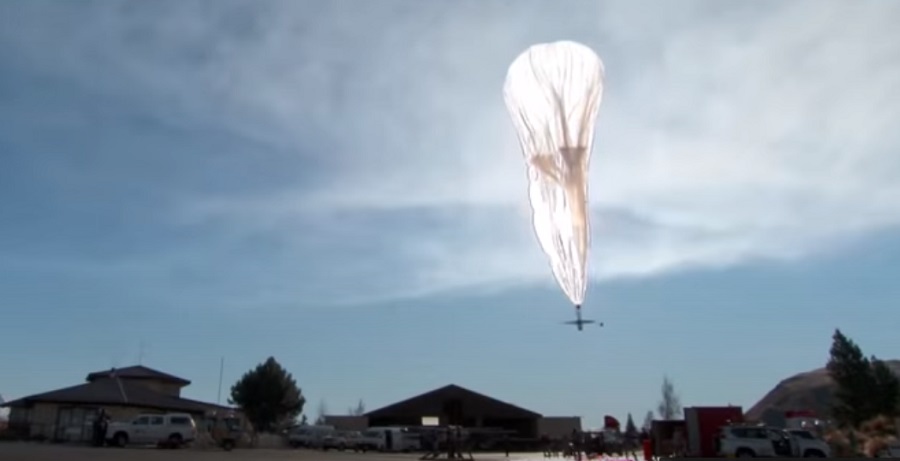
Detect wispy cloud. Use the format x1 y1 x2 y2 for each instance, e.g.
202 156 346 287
3 0 899 306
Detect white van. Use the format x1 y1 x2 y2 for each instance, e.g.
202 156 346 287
106 413 197 447
288 425 335 448
362 427 422 452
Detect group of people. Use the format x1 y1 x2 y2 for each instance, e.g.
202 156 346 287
542 429 652 460
90 408 110 447
419 426 472 460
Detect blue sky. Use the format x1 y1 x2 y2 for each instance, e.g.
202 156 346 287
1 0 899 428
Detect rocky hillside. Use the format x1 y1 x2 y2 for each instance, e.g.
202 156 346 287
746 360 900 426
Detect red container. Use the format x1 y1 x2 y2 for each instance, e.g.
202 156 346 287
684 406 744 457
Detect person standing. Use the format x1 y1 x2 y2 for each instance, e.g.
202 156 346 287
570 429 582 461
91 408 108 447
98 408 110 446
91 411 102 447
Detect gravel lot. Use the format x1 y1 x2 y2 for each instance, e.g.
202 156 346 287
0 443 546 461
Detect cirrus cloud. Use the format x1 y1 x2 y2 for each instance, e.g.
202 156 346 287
2 0 898 306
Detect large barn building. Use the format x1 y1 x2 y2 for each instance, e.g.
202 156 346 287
325 384 581 439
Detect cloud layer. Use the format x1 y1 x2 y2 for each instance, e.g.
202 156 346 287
3 0 899 306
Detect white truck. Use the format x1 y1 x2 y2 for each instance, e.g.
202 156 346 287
876 441 900 458
786 429 831 458
717 425 829 457
106 413 197 448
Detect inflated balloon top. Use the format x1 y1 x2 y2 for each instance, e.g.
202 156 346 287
503 40 605 309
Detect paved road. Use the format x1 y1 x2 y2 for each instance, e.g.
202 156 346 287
0 443 547 461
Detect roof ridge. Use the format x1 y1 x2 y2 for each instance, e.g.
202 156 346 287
365 383 542 418
85 365 190 385
2 379 211 413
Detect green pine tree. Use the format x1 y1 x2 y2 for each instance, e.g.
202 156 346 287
229 357 305 432
870 357 900 418
827 329 875 427
642 411 654 431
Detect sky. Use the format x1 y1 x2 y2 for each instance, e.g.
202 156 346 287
1 0 899 428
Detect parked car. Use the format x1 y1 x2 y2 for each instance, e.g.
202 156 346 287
207 414 247 451
322 431 348 450
342 431 363 451
106 413 197 448
322 430 364 451
287 425 334 448
358 428 386 451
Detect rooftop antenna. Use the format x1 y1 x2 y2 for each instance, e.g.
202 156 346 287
137 340 145 365
109 348 123 370
216 357 225 406
111 367 129 404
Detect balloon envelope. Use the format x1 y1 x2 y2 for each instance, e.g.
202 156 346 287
502 40 605 306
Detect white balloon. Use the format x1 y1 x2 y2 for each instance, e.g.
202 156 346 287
503 40 605 306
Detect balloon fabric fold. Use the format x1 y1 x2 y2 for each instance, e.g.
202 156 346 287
503 40 605 307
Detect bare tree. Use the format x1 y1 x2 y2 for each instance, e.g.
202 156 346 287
656 375 682 420
347 399 366 416
642 410 654 431
315 399 329 425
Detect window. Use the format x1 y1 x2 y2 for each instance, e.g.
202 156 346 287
224 418 241 431
732 427 767 439
169 416 192 426
133 416 150 426
790 430 814 440
150 416 165 425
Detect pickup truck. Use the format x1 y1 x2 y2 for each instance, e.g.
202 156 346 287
718 425 829 457
877 442 900 458
785 429 830 458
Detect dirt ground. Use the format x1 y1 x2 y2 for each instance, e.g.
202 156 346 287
0 443 550 461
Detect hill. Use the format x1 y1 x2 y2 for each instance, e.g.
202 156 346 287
746 360 900 426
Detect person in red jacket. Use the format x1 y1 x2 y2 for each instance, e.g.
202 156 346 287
641 430 653 461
